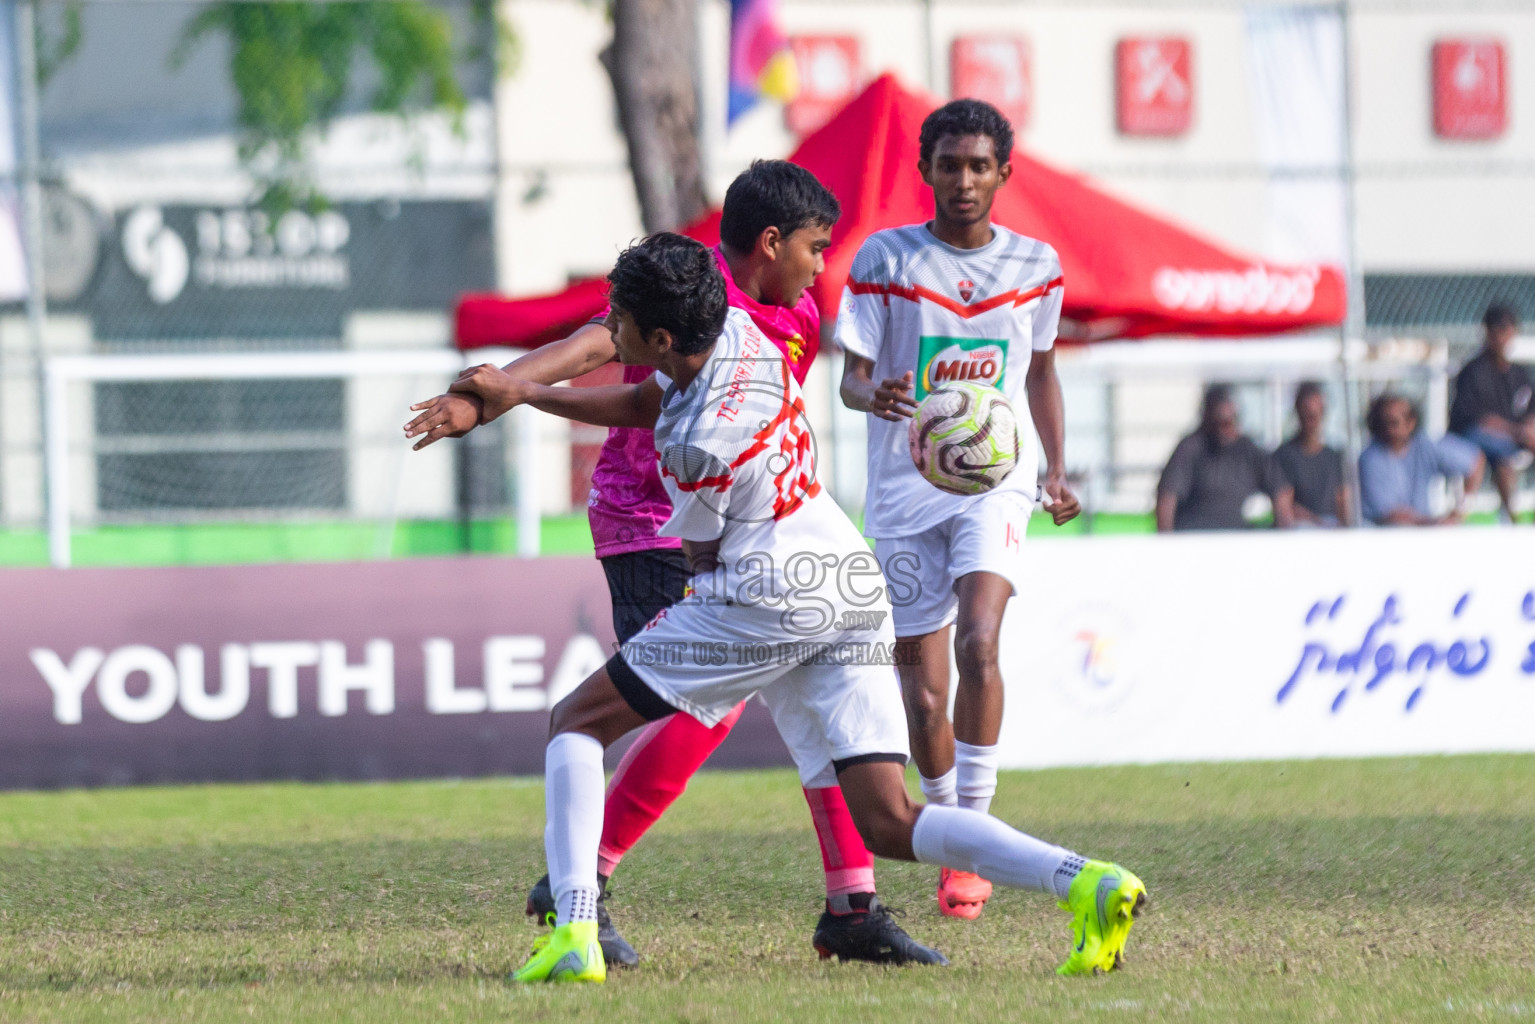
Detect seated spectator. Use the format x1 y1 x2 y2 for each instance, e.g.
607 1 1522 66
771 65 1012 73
1359 394 1485 526
1449 302 1534 523
1156 384 1294 532
1272 381 1349 527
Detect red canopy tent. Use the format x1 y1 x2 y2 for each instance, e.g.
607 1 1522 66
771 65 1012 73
456 73 1345 350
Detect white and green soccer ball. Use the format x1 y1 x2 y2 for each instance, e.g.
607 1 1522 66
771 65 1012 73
907 380 1020 495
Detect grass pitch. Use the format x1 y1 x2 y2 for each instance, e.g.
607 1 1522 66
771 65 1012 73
0 756 1532 1022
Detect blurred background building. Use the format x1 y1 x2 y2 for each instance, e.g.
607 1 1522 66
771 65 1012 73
1 0 1531 566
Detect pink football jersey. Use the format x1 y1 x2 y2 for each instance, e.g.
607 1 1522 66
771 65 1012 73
587 246 821 557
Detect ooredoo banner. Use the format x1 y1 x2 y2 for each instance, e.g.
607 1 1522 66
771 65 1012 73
1002 529 1535 767
0 556 787 788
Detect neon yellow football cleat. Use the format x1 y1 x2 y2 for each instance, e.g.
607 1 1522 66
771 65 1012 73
511 920 607 984
1056 860 1147 977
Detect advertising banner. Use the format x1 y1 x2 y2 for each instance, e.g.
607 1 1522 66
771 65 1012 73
6 530 1533 788
1001 529 1535 768
1432 39 1508 141
0 556 786 789
1116 37 1194 136
950 37 1032 131
60 200 496 340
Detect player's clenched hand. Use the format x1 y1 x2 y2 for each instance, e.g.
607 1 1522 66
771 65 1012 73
871 371 919 421
449 363 528 423
1040 471 1081 526
404 392 483 450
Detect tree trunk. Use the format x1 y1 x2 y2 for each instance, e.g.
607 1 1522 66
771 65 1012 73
601 0 707 234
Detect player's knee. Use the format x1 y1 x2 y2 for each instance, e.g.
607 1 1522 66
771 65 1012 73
851 798 920 859
548 689 609 741
547 692 582 736
904 683 947 727
953 626 1000 679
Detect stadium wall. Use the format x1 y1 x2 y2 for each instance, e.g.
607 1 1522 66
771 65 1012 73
0 555 787 788
1000 528 1535 768
4 528 1535 787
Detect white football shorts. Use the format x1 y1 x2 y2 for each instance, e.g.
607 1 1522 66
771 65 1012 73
609 589 911 789
874 488 1034 637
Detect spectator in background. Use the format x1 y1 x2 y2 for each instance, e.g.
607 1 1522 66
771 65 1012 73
1157 384 1294 531
1272 381 1349 527
1449 303 1534 523
1359 394 1484 526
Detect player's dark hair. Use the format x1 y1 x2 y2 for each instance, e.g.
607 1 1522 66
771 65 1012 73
1199 383 1236 436
1366 392 1418 443
1484 301 1520 332
718 160 841 253
607 233 728 357
1293 380 1325 413
919 99 1015 165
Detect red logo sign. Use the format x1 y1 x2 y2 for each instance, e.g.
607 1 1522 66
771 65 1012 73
956 279 976 302
1433 40 1507 140
786 36 861 136
950 37 1031 130
1116 38 1193 136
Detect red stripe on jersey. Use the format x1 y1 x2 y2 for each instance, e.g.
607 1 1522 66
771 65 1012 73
849 275 1063 319
660 359 820 518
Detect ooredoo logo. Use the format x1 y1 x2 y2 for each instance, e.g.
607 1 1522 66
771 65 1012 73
1151 264 1320 316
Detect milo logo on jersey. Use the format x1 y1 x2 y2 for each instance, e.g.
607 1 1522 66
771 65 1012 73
916 336 1009 399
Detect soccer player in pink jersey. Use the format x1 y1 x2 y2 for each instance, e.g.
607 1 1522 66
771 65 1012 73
405 161 944 967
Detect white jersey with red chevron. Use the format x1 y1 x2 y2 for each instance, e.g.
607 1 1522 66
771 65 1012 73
653 308 871 601
835 222 1064 539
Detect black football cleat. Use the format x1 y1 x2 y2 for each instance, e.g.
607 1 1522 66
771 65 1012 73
812 895 949 966
525 872 640 968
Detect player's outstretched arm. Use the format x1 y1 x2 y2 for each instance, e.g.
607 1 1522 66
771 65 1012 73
1025 347 1080 526
404 322 617 450
840 355 917 421
455 374 664 430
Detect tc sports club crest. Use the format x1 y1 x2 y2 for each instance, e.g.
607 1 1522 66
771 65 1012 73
915 335 1008 399
956 278 976 302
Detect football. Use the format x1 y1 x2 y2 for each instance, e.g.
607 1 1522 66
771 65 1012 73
907 380 1020 495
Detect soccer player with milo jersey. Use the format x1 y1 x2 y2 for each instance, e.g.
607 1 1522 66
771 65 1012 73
405 161 943 967
837 99 1082 920
490 233 1146 983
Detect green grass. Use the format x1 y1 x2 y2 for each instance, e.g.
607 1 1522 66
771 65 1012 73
1 756 1533 1021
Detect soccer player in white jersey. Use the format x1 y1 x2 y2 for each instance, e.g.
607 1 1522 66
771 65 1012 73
497 233 1145 983
837 99 1081 920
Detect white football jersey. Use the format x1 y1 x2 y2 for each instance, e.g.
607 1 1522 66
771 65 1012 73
654 308 875 619
835 223 1064 539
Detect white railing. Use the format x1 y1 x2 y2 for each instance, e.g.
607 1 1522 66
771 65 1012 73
42 348 527 568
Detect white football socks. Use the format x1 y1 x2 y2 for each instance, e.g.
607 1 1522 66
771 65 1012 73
919 767 958 806
556 887 600 926
954 740 999 816
545 731 605 926
911 804 1074 896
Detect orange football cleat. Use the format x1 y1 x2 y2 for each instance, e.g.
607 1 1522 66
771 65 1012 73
937 867 992 919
